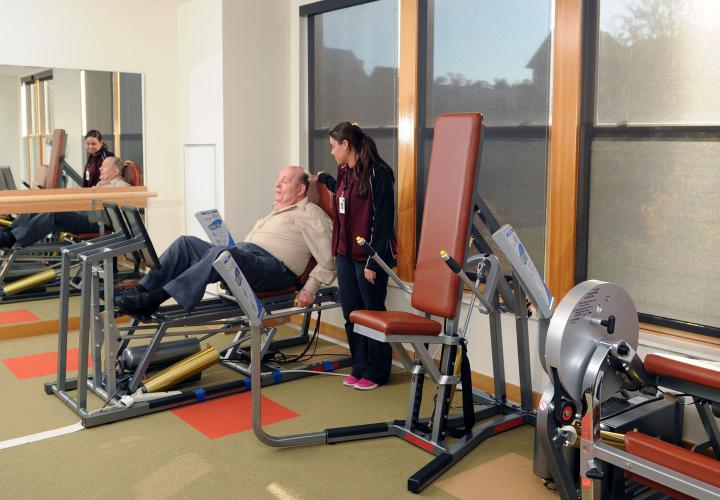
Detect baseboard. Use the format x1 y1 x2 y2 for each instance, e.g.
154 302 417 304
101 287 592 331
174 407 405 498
290 315 542 408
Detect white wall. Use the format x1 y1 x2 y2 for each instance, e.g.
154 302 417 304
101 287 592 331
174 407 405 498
222 0 293 239
0 0 181 252
177 0 224 237
0 75 21 183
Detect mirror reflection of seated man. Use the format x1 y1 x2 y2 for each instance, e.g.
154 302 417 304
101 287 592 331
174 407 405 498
115 166 335 321
0 157 131 249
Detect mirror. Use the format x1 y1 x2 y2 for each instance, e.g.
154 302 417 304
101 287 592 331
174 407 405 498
0 64 144 188
0 64 145 330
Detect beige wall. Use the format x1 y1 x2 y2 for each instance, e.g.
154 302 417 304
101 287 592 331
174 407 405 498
0 75 21 183
222 0 293 239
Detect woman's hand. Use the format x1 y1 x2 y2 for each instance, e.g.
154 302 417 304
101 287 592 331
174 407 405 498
364 268 376 284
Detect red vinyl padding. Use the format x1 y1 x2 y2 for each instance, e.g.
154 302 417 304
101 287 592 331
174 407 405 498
644 353 720 390
45 129 66 189
349 310 442 336
624 431 720 489
411 113 483 318
122 161 144 186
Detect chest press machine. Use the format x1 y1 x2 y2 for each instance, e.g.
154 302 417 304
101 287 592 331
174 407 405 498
45 195 350 428
216 113 556 493
537 280 720 499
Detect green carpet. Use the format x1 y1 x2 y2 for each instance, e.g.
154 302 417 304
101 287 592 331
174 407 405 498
0 326 553 499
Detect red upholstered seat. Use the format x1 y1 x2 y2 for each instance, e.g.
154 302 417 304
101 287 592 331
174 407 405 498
349 310 442 336
644 353 720 390
624 431 720 494
74 232 101 240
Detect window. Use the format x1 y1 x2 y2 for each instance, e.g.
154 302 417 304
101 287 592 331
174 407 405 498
577 0 720 336
20 70 53 185
418 0 553 273
303 0 399 176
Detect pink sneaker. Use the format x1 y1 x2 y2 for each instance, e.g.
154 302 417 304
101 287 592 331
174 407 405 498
343 375 360 387
353 378 379 390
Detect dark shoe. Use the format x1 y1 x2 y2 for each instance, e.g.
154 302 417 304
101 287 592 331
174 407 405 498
115 292 158 322
101 286 141 302
0 228 16 249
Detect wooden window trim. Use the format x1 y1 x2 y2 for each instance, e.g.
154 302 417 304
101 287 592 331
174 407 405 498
396 0 419 281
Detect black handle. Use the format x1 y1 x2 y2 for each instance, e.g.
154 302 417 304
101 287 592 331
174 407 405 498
443 255 462 274
600 315 615 334
586 468 604 480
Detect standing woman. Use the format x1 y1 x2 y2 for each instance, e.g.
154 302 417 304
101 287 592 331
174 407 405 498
318 122 397 391
82 130 114 187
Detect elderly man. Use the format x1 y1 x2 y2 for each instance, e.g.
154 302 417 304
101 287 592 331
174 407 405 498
116 166 335 320
0 157 131 248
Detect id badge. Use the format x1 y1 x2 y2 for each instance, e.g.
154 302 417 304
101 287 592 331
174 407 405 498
338 196 346 214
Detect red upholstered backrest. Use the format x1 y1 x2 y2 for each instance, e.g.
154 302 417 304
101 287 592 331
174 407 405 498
45 129 66 189
307 177 334 218
122 161 144 186
411 113 483 318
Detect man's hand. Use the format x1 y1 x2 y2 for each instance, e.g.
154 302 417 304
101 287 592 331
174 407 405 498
364 268 376 284
296 289 315 307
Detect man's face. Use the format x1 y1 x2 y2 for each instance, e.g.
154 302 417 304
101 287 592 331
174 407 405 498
99 158 118 183
274 168 304 208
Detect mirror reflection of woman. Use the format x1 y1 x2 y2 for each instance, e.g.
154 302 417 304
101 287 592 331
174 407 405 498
83 130 114 187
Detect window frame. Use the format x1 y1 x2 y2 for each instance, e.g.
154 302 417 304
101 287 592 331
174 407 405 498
574 0 720 338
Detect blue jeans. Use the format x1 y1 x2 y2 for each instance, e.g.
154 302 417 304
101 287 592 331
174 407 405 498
336 254 392 384
140 235 296 313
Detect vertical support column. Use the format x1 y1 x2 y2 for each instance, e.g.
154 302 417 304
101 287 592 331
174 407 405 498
91 266 103 387
546 0 583 299
103 257 118 397
488 294 506 402
580 371 604 499
396 0 419 281
512 275 533 411
77 260 93 411
56 250 72 390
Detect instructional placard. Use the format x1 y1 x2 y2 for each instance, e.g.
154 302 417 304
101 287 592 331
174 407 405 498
492 224 554 318
212 251 264 326
195 209 235 246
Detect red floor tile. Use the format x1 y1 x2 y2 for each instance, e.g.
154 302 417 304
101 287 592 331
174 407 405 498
171 391 299 439
0 309 40 325
2 348 92 379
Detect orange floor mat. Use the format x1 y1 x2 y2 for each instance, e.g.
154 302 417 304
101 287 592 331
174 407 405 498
0 309 40 325
2 348 92 379
171 391 299 439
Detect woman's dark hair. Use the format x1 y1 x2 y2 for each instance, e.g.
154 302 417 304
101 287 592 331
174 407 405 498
329 122 393 197
85 130 103 141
